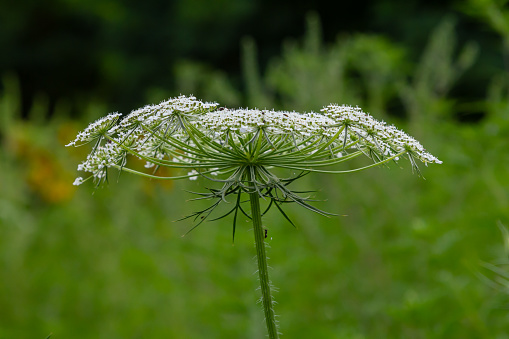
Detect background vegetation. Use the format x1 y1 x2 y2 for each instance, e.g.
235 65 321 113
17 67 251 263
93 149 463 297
1 0 509 338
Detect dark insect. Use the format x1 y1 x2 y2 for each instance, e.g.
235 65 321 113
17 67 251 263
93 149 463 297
218 107 226 111
264 229 268 239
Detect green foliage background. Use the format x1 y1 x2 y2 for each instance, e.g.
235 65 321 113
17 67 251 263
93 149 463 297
2 1 509 338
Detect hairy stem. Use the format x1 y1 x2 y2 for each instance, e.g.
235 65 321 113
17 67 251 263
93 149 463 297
249 192 279 339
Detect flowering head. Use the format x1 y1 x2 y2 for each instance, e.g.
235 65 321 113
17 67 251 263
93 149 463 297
67 95 441 234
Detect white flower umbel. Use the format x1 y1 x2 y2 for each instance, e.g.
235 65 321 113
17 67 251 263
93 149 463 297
66 112 122 147
321 104 442 167
67 95 442 339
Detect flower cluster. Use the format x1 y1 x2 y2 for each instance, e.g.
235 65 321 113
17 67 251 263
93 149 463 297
67 95 441 189
195 108 336 137
66 112 122 147
321 104 442 165
73 141 124 185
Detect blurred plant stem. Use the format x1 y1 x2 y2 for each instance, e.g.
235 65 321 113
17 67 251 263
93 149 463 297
249 191 278 339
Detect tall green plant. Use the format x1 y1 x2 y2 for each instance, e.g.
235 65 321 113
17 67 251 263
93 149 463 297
67 95 441 337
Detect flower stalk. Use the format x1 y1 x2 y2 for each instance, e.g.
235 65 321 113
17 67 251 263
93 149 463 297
249 189 279 339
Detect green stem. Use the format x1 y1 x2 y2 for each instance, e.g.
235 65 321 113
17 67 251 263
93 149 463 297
249 192 279 339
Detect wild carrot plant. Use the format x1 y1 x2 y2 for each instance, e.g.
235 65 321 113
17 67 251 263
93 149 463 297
67 95 441 338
